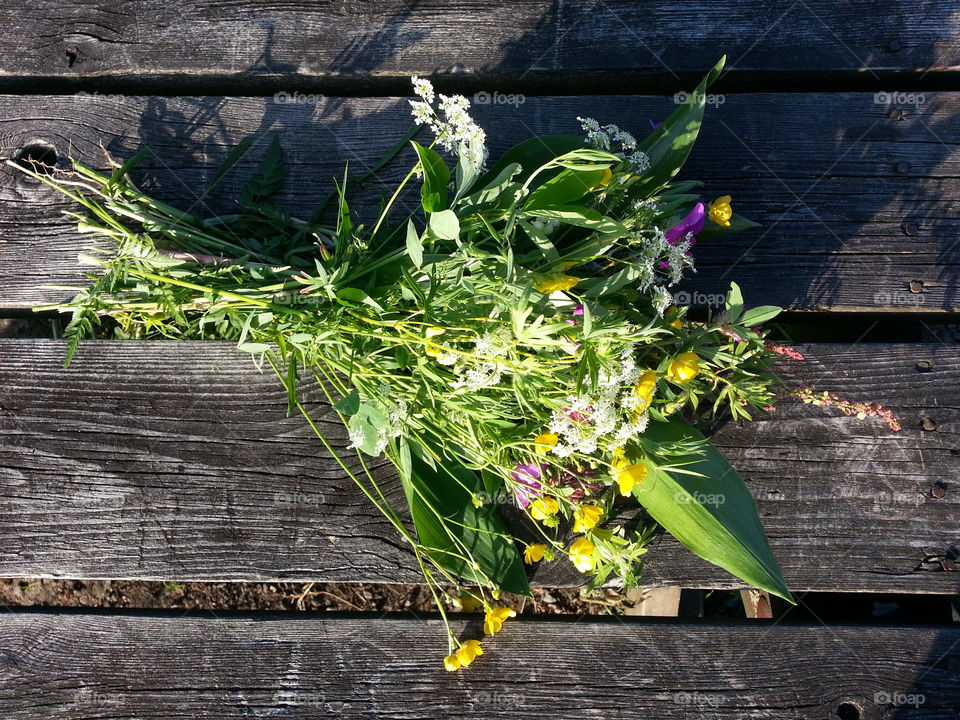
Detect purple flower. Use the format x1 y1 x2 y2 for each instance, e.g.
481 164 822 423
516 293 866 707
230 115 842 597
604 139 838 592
649 119 662 131
565 303 585 326
665 202 706 245
511 463 544 508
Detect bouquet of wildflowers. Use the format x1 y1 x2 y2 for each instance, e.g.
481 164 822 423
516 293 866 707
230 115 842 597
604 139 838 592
16 57 807 670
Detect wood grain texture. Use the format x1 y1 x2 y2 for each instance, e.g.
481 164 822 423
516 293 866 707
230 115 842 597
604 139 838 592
1 339 957 593
1 93 958 311
0 610 958 719
1 0 958 92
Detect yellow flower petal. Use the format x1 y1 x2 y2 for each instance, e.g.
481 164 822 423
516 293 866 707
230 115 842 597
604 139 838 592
617 463 648 496
666 352 700 383
573 504 603 533
534 433 559 454
524 543 548 565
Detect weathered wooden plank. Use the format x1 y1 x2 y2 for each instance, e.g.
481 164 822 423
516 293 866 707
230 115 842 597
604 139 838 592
1 0 958 93
0 610 957 719
1 93 958 311
0 340 957 593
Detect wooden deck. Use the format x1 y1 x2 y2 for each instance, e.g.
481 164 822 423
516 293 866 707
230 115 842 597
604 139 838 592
0 2 959 718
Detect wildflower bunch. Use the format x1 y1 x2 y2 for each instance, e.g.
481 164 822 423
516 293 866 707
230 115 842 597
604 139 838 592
13 56 895 671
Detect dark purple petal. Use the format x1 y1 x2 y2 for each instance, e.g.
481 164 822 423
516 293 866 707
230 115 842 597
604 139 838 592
665 202 706 245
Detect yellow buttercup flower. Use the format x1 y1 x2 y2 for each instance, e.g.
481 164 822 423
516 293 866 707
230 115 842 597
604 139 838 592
573 504 603 532
569 537 596 573
534 273 580 293
617 463 648 496
523 543 548 565
484 606 517 635
708 195 733 227
534 433 559 454
455 639 483 667
667 352 700 383
529 496 559 521
443 653 462 671
634 370 658 412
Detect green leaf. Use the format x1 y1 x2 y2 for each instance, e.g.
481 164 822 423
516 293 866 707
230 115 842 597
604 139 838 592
400 446 530 596
526 205 627 235
475 135 587 187
411 141 450 212
427 209 460 240
336 287 384 312
636 418 793 602
333 390 361 415
405 220 424 268
695 213 761 242
524 167 606 211
237 342 271 354
630 56 725 198
739 305 782 327
725 282 744 323
348 403 388 455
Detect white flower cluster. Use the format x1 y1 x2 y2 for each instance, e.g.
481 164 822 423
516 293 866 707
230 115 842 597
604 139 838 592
578 116 651 172
629 228 695 289
451 332 509 391
409 76 489 169
548 351 650 457
347 394 408 456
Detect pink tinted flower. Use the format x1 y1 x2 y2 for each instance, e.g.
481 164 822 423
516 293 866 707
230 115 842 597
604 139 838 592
511 463 544 508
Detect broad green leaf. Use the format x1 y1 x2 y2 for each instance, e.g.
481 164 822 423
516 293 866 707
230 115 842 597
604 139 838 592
400 446 530 595
630 56 726 198
348 403 388 455
525 167 607 211
236 342 271 354
636 418 793 602
333 390 361 415
739 305 782 327
411 141 450 212
725 282 744 323
405 219 424 268
428 209 460 240
695 212 761 242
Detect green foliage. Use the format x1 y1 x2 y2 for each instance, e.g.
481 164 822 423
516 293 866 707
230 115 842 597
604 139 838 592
15 58 793 626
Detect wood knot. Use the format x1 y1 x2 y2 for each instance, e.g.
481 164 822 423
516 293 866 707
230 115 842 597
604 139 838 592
921 417 936 431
